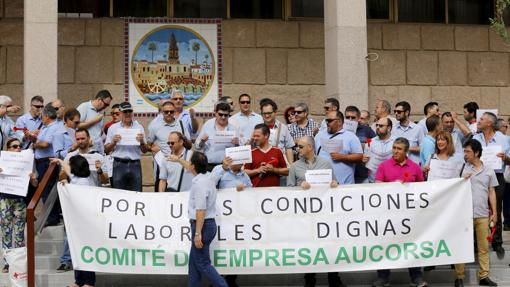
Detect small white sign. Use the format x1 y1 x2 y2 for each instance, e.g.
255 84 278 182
0 174 30 197
0 150 34 177
343 120 358 133
428 159 462 181
81 153 104 172
320 138 343 154
225 145 252 165
305 169 332 185
481 145 503 171
117 128 141 146
213 130 236 145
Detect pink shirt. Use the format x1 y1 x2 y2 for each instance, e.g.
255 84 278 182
375 157 424 183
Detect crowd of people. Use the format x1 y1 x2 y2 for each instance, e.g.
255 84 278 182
0 90 508 287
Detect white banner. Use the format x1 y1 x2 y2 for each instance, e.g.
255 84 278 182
59 179 474 275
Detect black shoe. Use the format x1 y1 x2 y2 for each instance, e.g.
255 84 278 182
56 263 73 273
454 279 464 287
479 277 498 286
423 266 435 271
493 245 505 260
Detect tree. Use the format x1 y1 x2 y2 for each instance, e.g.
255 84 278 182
148 42 157 63
204 54 209 65
192 42 201 64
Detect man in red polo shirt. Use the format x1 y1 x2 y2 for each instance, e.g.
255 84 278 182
373 137 427 287
245 123 288 187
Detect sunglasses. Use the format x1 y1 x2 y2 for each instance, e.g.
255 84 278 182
163 110 175 115
173 97 184 101
8 144 21 149
323 106 331 111
326 118 339 124
294 110 305 114
297 145 305 149
240 101 251 104
122 110 133 114
394 110 405 114
345 116 357 120
32 104 44 109
167 141 176 146
76 137 87 141
262 112 274 116
218 112 230 118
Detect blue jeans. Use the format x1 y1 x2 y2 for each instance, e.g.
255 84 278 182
377 267 422 281
60 234 71 265
111 159 142 192
189 219 228 287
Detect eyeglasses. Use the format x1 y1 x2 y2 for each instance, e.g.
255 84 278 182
76 137 87 141
122 110 133 114
376 124 388 128
32 104 44 109
173 97 184 101
240 101 251 105
294 110 305 114
167 141 176 146
324 106 331 111
163 110 175 115
297 145 305 149
218 112 230 118
326 118 339 124
8 144 21 149
101 99 110 107
394 110 405 114
54 106 64 110
345 116 357 120
5 105 12 108
262 112 274 116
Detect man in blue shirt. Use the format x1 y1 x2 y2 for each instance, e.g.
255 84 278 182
0 95 20 150
105 102 150 192
33 104 62 226
15 95 44 149
314 110 363 185
420 115 442 166
53 108 81 160
473 111 510 259
230 93 263 145
392 101 423 164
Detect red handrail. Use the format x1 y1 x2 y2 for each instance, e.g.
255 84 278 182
26 162 57 287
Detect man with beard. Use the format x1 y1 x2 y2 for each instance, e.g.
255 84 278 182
391 101 423 165
363 117 394 183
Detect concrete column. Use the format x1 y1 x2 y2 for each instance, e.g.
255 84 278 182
24 0 58 110
324 0 368 109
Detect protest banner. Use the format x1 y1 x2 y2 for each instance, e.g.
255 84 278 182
58 178 474 275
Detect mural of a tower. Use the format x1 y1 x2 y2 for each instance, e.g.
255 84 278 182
168 33 180 64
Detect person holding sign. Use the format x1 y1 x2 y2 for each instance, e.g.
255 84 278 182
260 99 295 165
159 131 193 192
105 102 149 192
423 131 463 181
345 105 375 184
229 93 263 146
363 117 394 183
0 138 37 273
186 152 228 287
373 137 427 287
314 110 363 185
195 102 239 171
211 156 252 191
454 139 498 287
472 111 510 259
245 124 288 187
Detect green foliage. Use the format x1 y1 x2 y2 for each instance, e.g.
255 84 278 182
491 0 510 42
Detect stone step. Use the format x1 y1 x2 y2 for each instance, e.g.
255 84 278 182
37 225 65 240
35 239 64 256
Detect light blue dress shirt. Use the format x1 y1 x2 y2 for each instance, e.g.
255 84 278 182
159 149 193 192
35 121 61 159
53 126 76 160
15 112 42 149
105 121 146 160
188 173 218 220
420 135 436 167
230 111 263 145
0 115 19 149
176 109 196 138
391 121 424 164
210 165 253 189
148 118 191 156
473 131 510 173
195 118 239 164
314 128 363 184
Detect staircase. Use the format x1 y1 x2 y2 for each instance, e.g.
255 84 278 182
1 226 510 287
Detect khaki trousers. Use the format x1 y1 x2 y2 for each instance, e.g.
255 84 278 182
455 217 490 280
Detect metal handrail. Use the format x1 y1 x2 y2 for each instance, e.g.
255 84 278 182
26 162 58 287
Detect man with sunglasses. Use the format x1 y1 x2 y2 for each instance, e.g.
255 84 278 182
260 99 295 165
314 111 363 185
53 108 81 160
288 103 320 143
105 102 149 191
158 131 193 192
230 93 263 145
170 90 199 139
77 90 112 154
319 98 340 132
15 95 44 149
148 101 191 191
0 95 20 150
195 102 239 171
362 117 395 183
391 101 424 165
371 100 396 132
50 99 66 125
103 104 121 135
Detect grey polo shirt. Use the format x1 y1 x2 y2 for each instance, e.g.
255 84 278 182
76 100 104 142
461 163 498 218
287 155 335 187
159 149 193 192
105 121 146 160
148 118 190 156
188 173 218 220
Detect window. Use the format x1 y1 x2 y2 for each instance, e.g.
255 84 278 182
174 0 226 18
291 0 323 18
113 0 167 17
398 0 445 23
230 0 283 19
58 0 109 17
448 0 494 25
367 0 390 20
